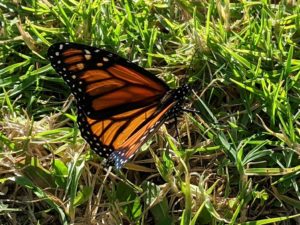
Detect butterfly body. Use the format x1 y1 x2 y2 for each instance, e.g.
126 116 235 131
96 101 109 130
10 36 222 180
48 42 189 168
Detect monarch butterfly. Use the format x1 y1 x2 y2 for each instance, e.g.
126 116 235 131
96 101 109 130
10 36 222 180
48 43 190 168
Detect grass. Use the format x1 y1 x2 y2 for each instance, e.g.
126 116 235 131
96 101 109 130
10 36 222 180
1 0 300 224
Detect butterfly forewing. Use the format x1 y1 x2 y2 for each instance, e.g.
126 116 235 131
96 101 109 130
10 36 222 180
48 43 169 119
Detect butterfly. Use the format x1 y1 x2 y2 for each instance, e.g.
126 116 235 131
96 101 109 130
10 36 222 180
48 42 190 168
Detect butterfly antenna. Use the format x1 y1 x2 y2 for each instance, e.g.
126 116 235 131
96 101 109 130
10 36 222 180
180 107 201 115
183 47 200 84
174 114 184 149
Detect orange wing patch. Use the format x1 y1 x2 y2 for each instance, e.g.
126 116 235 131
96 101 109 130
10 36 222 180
121 102 175 158
82 104 161 149
81 70 111 82
62 48 83 57
108 65 166 92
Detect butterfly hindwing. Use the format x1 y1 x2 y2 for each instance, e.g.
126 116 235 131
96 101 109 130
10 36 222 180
77 101 176 168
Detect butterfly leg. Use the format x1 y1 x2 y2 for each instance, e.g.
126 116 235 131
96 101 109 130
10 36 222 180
180 107 201 115
173 114 184 149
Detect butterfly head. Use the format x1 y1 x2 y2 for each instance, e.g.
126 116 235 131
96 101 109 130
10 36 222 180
173 83 191 101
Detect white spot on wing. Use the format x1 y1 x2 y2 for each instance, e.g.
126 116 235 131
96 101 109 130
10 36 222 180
84 54 92 60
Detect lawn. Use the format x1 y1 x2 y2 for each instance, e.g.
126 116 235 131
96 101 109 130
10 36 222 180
1 0 300 224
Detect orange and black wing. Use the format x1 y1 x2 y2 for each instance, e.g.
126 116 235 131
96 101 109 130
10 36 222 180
48 42 175 168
